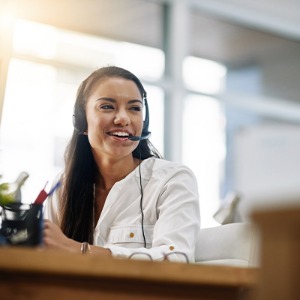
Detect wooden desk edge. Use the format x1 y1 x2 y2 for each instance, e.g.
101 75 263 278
0 247 258 288
252 205 300 225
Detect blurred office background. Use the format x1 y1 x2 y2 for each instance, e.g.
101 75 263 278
1 0 300 227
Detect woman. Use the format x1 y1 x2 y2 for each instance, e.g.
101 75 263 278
44 66 200 262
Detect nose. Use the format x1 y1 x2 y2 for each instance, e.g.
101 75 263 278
114 110 130 127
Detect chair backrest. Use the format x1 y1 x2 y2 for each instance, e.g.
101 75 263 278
195 222 260 267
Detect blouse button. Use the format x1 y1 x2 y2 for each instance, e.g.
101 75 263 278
129 232 135 238
169 246 175 251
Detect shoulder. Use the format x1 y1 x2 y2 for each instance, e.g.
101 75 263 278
142 157 193 171
141 157 196 181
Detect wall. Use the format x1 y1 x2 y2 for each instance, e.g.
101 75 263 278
233 123 300 220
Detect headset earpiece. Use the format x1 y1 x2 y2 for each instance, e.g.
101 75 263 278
142 97 150 136
73 109 87 134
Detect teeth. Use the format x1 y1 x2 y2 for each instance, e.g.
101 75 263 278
111 132 129 137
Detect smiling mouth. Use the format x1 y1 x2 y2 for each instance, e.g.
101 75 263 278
108 131 131 139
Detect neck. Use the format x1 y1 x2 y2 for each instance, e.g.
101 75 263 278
95 156 140 190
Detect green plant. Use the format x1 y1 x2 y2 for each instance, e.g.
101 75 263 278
0 176 14 206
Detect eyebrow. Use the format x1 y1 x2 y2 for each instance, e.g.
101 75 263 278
96 97 143 105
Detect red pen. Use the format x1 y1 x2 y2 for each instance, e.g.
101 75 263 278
33 181 61 205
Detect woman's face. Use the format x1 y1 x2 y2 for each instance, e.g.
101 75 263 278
85 77 144 160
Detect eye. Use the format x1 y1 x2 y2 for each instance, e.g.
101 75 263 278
100 104 114 110
130 105 142 112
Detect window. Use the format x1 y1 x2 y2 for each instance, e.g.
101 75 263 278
182 95 226 227
182 57 227 227
183 56 226 94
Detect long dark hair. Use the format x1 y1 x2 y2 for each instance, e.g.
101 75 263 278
60 66 162 243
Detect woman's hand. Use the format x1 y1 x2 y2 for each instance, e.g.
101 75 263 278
43 219 80 252
43 219 112 257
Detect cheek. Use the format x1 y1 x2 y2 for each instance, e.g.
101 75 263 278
86 116 97 131
85 110 105 130
135 116 144 132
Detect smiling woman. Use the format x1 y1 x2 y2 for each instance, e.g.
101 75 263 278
43 66 200 263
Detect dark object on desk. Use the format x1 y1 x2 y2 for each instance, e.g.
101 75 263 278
0 203 43 246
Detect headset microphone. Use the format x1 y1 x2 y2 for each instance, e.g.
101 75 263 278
128 132 151 141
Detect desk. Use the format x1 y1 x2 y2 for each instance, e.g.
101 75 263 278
0 247 257 300
252 206 300 300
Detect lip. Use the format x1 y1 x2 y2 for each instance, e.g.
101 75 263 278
106 129 133 139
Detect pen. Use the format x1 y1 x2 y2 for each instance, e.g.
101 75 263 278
33 180 61 205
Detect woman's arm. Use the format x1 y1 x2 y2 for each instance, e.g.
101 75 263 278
43 219 111 256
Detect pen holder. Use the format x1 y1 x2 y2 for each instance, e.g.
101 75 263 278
0 203 43 246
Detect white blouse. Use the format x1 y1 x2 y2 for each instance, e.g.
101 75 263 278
44 157 200 262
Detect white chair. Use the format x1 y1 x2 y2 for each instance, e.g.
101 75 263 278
195 223 260 267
